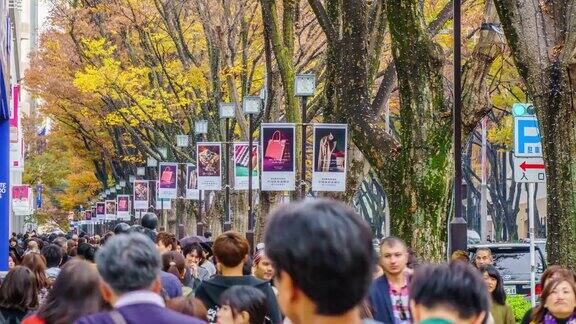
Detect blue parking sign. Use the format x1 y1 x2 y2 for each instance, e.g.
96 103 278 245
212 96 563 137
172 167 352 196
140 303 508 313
514 116 542 158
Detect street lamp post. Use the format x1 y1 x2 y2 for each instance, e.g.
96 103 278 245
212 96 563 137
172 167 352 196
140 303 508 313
176 133 190 238
243 96 261 252
146 157 158 225
220 103 236 231
295 74 316 200
157 147 169 231
450 0 467 255
195 120 208 236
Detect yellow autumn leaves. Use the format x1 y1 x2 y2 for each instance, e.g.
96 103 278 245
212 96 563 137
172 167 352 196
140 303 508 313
72 36 210 128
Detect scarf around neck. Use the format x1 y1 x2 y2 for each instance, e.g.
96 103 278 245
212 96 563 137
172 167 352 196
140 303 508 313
543 312 576 324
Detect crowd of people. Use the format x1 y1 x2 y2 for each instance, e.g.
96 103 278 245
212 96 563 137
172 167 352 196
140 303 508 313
0 199 574 324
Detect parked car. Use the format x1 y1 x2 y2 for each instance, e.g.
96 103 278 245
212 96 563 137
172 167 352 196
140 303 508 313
469 244 547 296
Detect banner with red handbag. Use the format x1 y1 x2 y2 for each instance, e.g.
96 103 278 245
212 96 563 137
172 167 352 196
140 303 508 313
158 162 178 199
265 131 286 160
261 123 296 191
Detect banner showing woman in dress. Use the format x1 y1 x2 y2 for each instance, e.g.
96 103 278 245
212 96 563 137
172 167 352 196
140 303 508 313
261 124 296 191
96 202 105 221
233 143 259 190
105 200 117 221
156 181 171 210
312 124 348 192
185 164 200 200
133 180 149 210
117 195 130 220
158 162 178 199
197 143 222 190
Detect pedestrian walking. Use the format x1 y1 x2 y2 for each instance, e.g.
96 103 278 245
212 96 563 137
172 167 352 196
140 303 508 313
521 266 576 324
74 233 204 324
409 262 489 324
8 252 18 270
474 248 493 268
450 250 470 264
42 244 63 281
9 238 23 261
478 265 515 324
217 286 268 324
368 237 411 323
264 199 379 324
528 277 576 324
22 259 106 324
156 232 178 254
182 243 211 291
162 251 193 296
24 240 40 255
251 248 274 283
0 266 39 323
21 253 50 305
195 231 281 323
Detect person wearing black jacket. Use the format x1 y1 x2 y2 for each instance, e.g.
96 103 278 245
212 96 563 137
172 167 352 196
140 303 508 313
9 238 23 262
195 231 281 324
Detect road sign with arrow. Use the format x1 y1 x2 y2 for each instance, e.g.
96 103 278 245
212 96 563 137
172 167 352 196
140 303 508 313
513 157 546 183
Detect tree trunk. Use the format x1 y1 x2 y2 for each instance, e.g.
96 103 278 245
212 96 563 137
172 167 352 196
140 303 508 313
383 0 452 260
493 0 576 268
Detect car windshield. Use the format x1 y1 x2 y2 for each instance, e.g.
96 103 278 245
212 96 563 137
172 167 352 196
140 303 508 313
492 249 544 278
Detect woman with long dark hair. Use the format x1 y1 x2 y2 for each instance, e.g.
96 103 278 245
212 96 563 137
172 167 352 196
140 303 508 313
22 259 107 324
479 265 515 324
530 277 576 324
0 266 39 322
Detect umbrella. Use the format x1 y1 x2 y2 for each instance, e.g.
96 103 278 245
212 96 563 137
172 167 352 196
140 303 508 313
180 235 207 247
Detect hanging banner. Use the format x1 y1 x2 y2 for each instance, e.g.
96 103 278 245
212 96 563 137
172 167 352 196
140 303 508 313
185 164 200 200
105 200 117 221
117 195 130 220
156 181 171 210
197 143 222 190
261 124 296 191
85 210 92 221
158 162 178 199
133 180 149 210
96 203 105 221
35 184 42 208
233 143 259 190
312 124 348 192
11 185 31 215
9 84 23 171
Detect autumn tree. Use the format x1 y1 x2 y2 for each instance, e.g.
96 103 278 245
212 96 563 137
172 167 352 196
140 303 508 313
293 0 503 259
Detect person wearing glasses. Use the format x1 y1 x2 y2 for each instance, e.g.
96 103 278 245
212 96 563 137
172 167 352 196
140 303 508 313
368 237 412 323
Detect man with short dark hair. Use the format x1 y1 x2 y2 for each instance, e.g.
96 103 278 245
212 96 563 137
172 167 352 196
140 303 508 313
75 233 202 324
369 236 411 323
474 248 493 268
195 231 281 323
265 200 378 324
42 244 63 280
410 262 489 324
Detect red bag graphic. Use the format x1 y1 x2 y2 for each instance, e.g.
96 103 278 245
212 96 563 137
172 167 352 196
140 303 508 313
265 131 286 160
161 169 174 185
